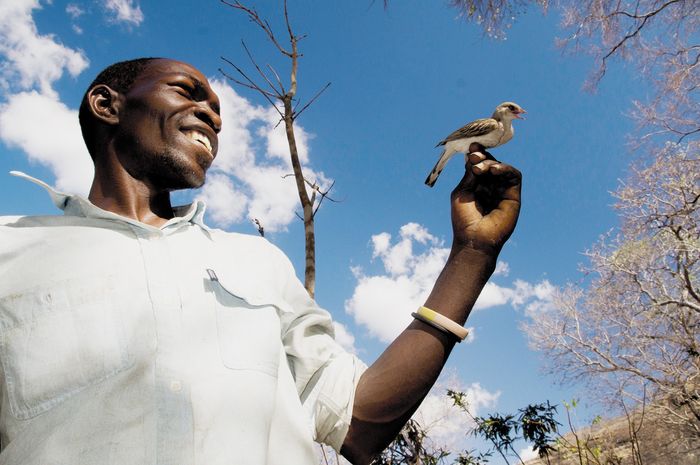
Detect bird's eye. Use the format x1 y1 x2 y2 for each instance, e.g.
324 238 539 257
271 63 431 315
508 105 515 111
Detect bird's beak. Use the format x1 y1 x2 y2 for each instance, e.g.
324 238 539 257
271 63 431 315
515 108 526 120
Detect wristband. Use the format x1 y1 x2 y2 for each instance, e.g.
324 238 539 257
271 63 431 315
416 306 469 342
411 312 457 340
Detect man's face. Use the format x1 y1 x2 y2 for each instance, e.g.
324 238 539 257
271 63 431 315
114 59 222 190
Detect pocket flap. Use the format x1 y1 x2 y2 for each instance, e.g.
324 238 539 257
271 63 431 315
205 268 294 314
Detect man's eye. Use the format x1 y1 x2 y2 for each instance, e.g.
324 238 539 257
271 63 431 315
174 84 194 96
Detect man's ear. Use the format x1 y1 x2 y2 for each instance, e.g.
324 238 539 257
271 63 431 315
86 84 123 125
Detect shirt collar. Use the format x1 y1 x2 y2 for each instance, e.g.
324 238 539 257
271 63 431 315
10 171 210 232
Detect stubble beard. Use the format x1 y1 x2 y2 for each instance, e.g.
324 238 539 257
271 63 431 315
149 148 207 192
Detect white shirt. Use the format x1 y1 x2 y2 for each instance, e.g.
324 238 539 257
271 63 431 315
0 172 366 465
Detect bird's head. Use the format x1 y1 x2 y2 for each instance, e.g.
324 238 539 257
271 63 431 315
493 102 526 121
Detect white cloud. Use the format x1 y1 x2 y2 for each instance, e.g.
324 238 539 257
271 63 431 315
205 79 329 232
494 260 510 277
473 278 555 312
0 0 143 196
0 0 92 193
0 0 88 97
0 91 92 193
464 326 476 344
345 224 450 342
519 446 539 462
346 223 556 342
65 4 84 19
208 80 263 173
413 371 500 452
104 0 144 26
66 3 84 34
243 165 301 231
196 173 248 227
261 109 311 164
332 322 358 355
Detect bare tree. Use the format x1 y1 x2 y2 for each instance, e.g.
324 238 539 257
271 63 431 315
445 0 549 39
553 0 700 143
220 0 333 298
523 141 700 447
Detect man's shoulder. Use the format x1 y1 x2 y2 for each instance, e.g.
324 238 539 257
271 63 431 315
0 214 74 228
208 228 287 257
206 229 295 271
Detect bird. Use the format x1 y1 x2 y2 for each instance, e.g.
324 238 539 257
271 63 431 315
425 102 526 187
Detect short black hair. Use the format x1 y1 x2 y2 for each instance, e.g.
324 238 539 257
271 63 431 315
78 57 161 159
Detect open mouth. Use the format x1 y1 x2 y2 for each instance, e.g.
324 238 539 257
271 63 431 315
183 129 213 155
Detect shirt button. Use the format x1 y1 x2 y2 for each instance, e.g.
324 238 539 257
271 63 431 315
170 380 183 392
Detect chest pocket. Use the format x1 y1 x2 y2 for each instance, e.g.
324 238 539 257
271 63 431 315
0 278 132 420
208 269 284 377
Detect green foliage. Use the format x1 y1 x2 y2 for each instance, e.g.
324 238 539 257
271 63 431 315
377 390 563 464
371 419 451 465
455 449 493 465
473 413 518 453
518 402 559 458
375 393 650 465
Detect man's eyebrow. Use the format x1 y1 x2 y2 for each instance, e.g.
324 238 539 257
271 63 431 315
169 73 205 88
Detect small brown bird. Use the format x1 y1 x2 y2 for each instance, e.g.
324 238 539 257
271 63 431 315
425 102 526 187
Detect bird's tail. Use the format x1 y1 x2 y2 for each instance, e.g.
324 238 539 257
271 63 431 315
425 149 452 187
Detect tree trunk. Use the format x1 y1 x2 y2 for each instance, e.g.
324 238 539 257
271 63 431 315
283 95 315 297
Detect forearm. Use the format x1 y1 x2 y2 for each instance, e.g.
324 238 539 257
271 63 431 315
341 246 498 464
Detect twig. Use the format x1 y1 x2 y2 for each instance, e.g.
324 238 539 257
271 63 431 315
294 82 332 120
219 57 283 114
251 218 265 237
241 40 283 95
220 0 291 56
266 64 285 94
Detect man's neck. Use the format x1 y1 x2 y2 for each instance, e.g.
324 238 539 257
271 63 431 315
88 162 175 228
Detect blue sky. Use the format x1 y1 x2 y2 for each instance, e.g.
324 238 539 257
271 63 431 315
0 0 645 460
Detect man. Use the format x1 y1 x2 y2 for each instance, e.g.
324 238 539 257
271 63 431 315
0 58 521 464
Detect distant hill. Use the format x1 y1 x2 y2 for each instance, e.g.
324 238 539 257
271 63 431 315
524 409 699 465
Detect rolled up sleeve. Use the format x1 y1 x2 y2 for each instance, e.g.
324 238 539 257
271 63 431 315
275 250 367 451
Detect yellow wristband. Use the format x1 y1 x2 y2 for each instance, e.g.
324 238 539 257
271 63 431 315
416 306 469 342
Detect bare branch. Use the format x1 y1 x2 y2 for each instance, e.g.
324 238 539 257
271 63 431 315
597 0 684 84
219 57 283 116
251 218 265 237
220 0 291 56
266 64 285 94
294 82 332 120
313 180 339 216
241 40 284 96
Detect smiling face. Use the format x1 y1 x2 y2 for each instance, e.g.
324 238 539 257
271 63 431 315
113 59 222 190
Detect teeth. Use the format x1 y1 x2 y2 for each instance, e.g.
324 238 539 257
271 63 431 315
185 130 212 153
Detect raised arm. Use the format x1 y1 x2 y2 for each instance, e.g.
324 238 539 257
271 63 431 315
341 143 522 464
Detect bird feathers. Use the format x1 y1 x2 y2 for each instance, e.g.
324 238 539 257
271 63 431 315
436 118 499 147
425 148 454 187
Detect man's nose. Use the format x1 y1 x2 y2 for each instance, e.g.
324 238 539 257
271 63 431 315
196 101 222 133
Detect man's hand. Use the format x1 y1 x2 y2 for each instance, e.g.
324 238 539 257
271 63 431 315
450 142 522 255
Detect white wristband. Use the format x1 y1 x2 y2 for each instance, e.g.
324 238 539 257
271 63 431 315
416 306 469 342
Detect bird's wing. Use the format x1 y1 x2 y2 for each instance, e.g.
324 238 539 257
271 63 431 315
436 117 499 147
